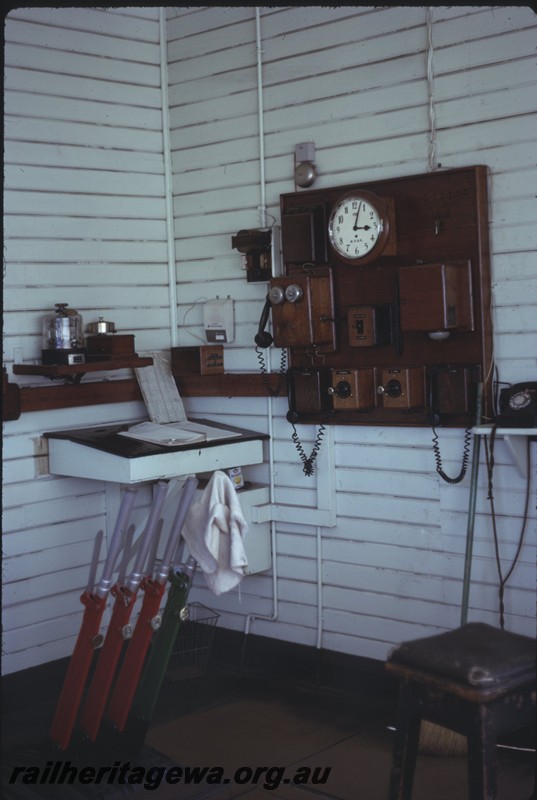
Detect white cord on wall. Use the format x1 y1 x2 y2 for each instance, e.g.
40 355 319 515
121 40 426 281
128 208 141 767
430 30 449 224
159 8 179 347
426 7 438 172
255 8 267 228
244 9 279 645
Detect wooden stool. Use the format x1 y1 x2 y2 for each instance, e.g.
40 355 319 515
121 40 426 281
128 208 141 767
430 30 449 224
386 623 536 800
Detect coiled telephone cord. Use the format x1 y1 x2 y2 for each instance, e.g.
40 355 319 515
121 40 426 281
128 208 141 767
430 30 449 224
255 346 287 397
432 424 472 484
291 422 325 477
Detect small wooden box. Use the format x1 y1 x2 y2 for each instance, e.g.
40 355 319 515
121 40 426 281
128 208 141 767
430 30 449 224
171 346 224 375
398 261 474 332
330 368 376 411
380 367 426 409
86 334 136 361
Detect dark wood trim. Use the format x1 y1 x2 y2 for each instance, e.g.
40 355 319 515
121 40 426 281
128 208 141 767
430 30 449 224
174 373 285 397
7 372 282 417
13 357 153 379
19 378 144 413
3 369 21 420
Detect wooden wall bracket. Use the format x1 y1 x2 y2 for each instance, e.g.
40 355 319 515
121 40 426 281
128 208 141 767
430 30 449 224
4 371 281 417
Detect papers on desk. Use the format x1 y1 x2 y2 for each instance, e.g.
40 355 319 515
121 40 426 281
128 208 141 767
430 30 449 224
127 354 241 446
119 420 241 447
134 357 187 424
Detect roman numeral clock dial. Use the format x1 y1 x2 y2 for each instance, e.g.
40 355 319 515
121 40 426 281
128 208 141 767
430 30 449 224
328 189 390 264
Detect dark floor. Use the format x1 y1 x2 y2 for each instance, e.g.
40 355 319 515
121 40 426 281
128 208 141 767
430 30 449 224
2 666 535 799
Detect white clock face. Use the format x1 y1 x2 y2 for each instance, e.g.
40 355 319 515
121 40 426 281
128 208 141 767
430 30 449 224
328 194 385 262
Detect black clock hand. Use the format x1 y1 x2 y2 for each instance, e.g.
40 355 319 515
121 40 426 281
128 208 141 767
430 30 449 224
354 225 371 231
353 203 362 230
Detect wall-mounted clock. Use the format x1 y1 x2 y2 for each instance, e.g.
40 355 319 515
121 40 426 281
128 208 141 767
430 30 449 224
327 189 391 264
279 166 492 426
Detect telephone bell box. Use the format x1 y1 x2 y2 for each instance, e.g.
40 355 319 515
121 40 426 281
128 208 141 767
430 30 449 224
204 297 234 343
86 334 136 361
398 261 474 332
171 346 224 375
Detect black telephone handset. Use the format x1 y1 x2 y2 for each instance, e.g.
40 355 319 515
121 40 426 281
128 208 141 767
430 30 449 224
286 368 330 477
287 368 300 424
497 382 537 427
255 295 273 348
254 295 286 396
428 366 477 484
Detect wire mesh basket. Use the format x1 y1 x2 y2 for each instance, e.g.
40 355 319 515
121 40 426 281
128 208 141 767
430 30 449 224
167 602 220 681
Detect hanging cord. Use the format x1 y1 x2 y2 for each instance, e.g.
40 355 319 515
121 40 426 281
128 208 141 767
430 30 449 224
484 427 531 629
432 424 472 484
291 422 326 477
430 370 474 484
426 7 437 172
255 346 287 396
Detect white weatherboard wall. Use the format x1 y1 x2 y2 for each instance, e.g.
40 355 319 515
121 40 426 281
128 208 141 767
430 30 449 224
166 6 536 661
2 7 536 676
2 7 169 674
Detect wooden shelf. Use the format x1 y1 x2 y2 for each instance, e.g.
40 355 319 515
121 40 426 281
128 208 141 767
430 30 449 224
4 369 285 420
13 357 153 380
174 372 286 397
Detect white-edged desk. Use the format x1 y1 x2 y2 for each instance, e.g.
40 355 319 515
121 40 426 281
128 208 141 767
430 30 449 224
44 420 271 574
44 420 268 483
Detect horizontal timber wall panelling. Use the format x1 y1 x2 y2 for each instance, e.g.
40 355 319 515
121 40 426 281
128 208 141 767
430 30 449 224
2 6 536 674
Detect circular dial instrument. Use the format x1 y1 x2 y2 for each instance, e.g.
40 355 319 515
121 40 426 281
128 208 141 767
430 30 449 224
328 189 390 264
508 388 532 411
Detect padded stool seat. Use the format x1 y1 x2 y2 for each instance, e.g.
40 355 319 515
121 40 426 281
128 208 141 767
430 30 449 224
386 623 536 800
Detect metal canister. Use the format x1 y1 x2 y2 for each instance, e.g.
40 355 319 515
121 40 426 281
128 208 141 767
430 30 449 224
86 317 117 335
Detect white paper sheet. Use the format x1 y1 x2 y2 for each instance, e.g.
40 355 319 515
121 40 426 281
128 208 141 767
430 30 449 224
134 354 186 423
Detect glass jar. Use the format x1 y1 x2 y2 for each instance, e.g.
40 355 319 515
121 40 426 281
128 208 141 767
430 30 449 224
42 303 86 365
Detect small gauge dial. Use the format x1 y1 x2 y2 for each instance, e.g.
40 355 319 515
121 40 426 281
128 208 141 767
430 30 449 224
509 389 532 411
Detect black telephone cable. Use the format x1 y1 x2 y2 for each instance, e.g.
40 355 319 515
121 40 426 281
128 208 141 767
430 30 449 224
290 420 326 477
255 345 287 397
484 425 531 629
432 423 472 484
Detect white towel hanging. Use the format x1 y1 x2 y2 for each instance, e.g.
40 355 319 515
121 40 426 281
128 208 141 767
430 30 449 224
182 471 249 596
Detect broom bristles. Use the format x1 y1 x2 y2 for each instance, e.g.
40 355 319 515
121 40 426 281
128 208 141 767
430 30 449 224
419 721 468 757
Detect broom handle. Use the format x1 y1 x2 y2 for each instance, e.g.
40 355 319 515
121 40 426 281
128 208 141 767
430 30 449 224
460 382 484 625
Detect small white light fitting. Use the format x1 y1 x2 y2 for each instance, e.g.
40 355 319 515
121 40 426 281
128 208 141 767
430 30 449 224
428 330 451 341
295 142 316 162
